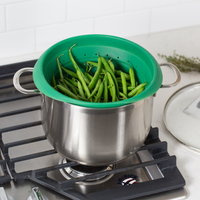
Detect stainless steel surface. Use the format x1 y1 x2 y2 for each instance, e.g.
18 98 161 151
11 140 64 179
159 63 181 88
13 67 40 94
59 158 115 182
137 150 164 180
163 82 200 151
72 153 149 195
41 94 154 166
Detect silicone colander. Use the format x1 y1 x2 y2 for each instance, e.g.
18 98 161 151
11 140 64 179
33 34 162 108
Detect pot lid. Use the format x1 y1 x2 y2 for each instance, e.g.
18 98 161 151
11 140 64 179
163 82 200 151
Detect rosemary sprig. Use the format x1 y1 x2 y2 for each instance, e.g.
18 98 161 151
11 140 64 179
158 51 200 72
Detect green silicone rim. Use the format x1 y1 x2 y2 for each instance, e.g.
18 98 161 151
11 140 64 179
33 34 162 109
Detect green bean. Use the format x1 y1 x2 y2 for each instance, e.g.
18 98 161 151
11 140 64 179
69 44 90 85
86 61 98 67
69 44 79 71
59 79 69 90
51 75 56 87
72 77 77 82
134 87 145 96
88 59 115 73
101 68 106 74
66 77 78 87
63 79 78 92
86 64 89 73
94 81 104 102
120 71 127 96
77 69 91 99
100 56 119 97
70 85 78 95
103 75 108 102
128 86 135 90
57 54 64 80
88 78 101 99
84 72 93 81
108 59 115 72
107 71 116 102
100 56 113 74
109 85 113 98
115 70 130 80
88 57 103 91
77 81 86 99
116 79 131 86
119 92 127 99
108 84 119 101
57 84 80 100
62 67 78 79
82 73 90 84
128 83 147 98
62 80 78 95
128 64 135 88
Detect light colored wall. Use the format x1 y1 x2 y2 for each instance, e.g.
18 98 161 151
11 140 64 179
0 0 200 62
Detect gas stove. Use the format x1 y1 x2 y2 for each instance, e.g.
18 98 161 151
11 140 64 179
0 60 187 200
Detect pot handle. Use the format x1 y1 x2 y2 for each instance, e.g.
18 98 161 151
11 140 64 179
159 62 181 88
13 67 40 94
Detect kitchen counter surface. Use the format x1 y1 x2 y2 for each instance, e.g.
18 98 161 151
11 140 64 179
1 25 200 199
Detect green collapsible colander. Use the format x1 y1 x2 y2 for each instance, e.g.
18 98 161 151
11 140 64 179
32 34 165 108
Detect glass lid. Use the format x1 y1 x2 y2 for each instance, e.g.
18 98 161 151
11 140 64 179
163 82 200 151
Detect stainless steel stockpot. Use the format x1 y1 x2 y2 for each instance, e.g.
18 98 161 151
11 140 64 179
13 62 180 166
41 95 153 166
13 35 181 166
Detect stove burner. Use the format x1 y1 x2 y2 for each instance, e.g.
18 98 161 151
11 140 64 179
72 165 108 174
59 158 115 185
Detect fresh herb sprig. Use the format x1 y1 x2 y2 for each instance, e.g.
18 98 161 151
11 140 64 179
158 51 200 72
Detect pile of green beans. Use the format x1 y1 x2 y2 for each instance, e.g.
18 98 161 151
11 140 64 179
51 44 147 103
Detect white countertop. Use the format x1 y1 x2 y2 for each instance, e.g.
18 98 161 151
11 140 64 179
1 25 200 199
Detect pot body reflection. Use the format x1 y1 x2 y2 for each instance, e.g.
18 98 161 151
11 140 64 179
41 95 154 166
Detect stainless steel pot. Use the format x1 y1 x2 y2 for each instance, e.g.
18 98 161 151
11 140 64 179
41 95 153 166
13 63 181 166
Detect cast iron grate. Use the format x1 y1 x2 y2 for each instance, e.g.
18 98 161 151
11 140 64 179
0 60 186 200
